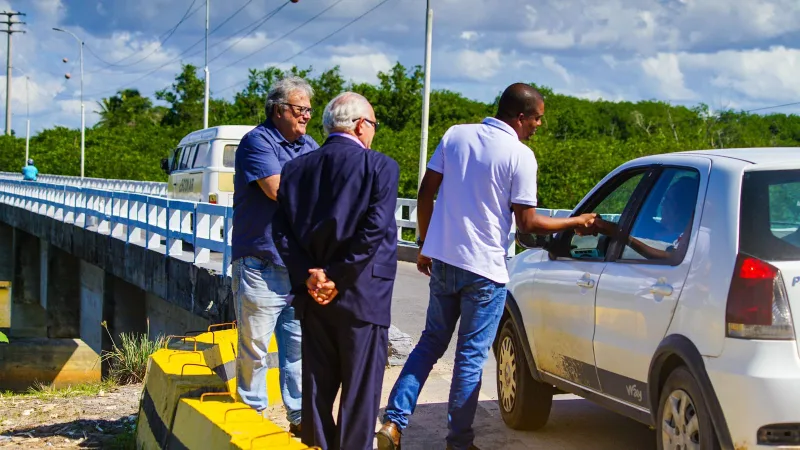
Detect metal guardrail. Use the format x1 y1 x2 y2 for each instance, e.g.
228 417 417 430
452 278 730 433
0 177 588 275
0 172 168 196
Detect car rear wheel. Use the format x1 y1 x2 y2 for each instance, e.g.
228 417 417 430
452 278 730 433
496 319 553 431
656 366 720 450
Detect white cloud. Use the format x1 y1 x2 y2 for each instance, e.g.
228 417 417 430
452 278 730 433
517 29 576 50
460 31 479 41
450 48 503 81
641 53 696 100
325 43 394 83
223 32 271 55
541 55 571 85
677 46 800 102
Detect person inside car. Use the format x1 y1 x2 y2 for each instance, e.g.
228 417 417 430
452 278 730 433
592 176 698 260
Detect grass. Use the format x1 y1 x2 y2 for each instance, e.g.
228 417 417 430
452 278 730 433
106 420 137 450
0 379 119 399
101 321 164 385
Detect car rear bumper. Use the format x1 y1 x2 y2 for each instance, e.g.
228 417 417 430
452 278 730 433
705 338 800 449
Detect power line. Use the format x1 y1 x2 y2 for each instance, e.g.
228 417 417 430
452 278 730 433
281 0 392 63
218 0 394 95
85 0 202 71
214 0 344 77
206 1 287 65
743 101 800 114
84 1 292 98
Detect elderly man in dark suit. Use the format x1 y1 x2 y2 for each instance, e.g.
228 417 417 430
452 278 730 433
272 91 399 450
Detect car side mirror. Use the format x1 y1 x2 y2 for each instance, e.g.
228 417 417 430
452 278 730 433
515 232 554 250
161 158 170 175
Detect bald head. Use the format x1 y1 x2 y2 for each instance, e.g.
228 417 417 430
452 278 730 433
496 83 543 120
495 83 545 141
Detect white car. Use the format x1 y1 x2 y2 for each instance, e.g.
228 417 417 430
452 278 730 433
494 148 800 450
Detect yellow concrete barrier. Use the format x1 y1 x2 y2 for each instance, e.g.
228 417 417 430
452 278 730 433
170 395 312 449
136 322 293 449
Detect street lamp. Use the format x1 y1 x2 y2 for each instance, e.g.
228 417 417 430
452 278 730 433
53 27 85 179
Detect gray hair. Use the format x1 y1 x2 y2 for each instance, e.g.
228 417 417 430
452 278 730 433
265 76 314 118
322 92 372 135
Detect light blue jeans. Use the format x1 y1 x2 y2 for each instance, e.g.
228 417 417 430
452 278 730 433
383 259 506 449
232 256 302 425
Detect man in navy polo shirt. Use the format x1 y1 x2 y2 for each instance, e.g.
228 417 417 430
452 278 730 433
231 76 319 434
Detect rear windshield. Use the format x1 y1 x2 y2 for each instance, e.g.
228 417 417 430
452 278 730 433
740 169 800 261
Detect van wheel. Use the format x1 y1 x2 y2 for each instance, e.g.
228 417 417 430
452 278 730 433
496 319 552 430
656 366 720 450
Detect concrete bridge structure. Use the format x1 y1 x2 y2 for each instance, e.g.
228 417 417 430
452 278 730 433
0 173 567 391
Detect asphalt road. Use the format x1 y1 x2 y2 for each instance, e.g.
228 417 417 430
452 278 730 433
388 261 656 450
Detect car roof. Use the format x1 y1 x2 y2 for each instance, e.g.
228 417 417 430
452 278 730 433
178 125 255 146
668 147 800 165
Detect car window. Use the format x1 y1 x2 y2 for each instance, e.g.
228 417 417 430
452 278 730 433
192 143 208 168
170 147 183 172
620 168 700 263
179 144 196 170
565 171 646 260
740 169 800 261
223 144 237 168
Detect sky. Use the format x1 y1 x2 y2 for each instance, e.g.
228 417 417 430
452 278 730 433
1 0 800 135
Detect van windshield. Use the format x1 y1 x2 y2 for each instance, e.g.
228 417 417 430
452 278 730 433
740 169 800 261
223 144 237 168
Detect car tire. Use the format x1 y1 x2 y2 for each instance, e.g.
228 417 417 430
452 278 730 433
656 366 721 450
496 318 553 431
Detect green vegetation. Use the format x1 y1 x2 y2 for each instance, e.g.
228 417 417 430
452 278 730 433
0 379 118 399
0 331 7 343
101 321 164 385
1 62 799 209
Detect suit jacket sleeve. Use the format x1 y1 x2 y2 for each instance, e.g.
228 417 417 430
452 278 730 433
324 159 400 290
273 182 317 292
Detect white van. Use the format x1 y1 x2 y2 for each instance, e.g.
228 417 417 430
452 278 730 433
161 125 254 206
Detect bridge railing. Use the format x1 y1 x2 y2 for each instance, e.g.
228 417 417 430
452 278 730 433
0 172 168 197
0 179 586 276
0 180 231 274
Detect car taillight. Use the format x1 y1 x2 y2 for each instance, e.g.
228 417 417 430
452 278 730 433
726 254 794 340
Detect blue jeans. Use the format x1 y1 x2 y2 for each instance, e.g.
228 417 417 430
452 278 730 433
383 259 506 449
232 256 302 425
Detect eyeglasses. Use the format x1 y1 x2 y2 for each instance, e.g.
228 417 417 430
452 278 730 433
354 117 379 131
281 103 313 116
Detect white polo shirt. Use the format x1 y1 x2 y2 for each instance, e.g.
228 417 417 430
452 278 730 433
422 117 538 284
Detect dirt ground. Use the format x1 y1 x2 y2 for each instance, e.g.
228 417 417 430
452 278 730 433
0 384 142 449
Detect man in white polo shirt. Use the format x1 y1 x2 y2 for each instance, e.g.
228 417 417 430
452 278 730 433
377 83 596 450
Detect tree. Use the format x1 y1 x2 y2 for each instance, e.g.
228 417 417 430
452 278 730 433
156 64 206 132
96 89 155 128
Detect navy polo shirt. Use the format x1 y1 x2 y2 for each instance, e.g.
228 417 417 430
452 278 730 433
232 119 319 264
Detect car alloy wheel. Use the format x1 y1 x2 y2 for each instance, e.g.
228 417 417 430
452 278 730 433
498 334 517 413
661 389 701 450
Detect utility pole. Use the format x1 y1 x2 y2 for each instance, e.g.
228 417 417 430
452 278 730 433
203 0 210 129
1 11 25 136
24 75 29 164
53 28 85 178
416 0 433 240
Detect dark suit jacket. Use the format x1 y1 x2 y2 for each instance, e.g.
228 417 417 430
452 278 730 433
272 135 400 327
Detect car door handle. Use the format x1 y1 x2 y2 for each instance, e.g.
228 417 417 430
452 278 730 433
576 278 595 289
650 283 673 297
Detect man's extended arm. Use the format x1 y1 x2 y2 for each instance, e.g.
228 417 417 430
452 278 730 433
323 160 400 290
512 204 596 234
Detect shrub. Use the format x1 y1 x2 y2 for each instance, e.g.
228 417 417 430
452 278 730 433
101 321 164 385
